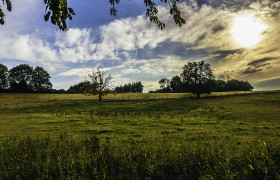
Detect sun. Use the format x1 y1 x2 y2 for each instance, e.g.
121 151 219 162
230 15 267 47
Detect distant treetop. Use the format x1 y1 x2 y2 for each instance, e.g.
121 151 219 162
0 63 52 93
150 61 254 96
115 81 144 93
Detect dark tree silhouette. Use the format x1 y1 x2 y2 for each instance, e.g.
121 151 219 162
82 69 113 102
2 64 53 93
67 82 86 93
0 0 185 30
0 63 8 91
115 81 144 93
9 64 33 92
159 78 170 89
9 80 30 93
135 81 144 93
158 78 171 92
170 75 183 93
226 79 253 91
215 80 227 92
31 66 52 92
180 61 215 98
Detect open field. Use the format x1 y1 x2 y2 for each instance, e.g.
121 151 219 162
0 92 280 179
0 92 279 139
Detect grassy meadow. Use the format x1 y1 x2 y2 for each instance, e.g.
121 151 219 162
0 92 280 179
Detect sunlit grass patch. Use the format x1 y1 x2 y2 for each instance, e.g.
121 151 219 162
0 92 280 178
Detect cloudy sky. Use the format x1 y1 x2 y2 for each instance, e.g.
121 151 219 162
0 0 280 91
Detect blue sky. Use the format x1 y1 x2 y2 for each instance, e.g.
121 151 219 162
0 0 280 91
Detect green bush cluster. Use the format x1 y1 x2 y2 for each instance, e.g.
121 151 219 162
0 135 279 179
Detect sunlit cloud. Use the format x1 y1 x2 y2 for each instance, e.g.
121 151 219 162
230 15 268 47
0 0 280 90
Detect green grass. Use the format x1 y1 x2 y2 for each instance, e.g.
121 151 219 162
0 92 279 140
0 92 280 179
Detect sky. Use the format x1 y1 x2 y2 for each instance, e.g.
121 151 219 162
0 0 280 92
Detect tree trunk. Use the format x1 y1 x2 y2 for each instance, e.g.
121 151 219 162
98 93 102 102
196 93 200 98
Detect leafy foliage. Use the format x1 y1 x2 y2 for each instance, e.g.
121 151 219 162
67 82 86 93
31 66 52 92
0 0 11 25
170 75 184 93
157 78 171 92
181 61 215 98
9 64 34 92
151 62 216 95
151 75 185 93
43 0 75 31
0 0 185 30
149 78 172 93
0 64 52 93
0 63 8 90
159 78 170 89
215 79 253 92
215 79 227 92
151 61 253 94
115 81 144 93
226 79 254 91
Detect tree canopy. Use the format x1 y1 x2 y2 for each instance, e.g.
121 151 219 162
150 61 254 95
115 81 144 93
31 66 52 92
180 61 216 98
225 79 253 91
170 75 183 93
0 0 185 30
9 64 34 92
0 63 8 90
67 82 86 94
0 63 52 93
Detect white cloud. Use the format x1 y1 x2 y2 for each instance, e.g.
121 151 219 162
1 1 280 90
0 33 59 63
0 2 240 66
57 54 188 91
55 28 97 62
58 68 92 78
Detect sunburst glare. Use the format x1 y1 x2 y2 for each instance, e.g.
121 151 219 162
231 15 268 47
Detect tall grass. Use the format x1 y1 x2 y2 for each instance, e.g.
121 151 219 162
0 135 279 179
0 92 280 178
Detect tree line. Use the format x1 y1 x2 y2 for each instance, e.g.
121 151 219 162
152 78 253 94
0 64 52 93
1 62 254 99
67 81 144 94
150 61 253 98
115 82 144 93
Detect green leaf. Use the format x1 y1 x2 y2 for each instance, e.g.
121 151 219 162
68 8 74 14
110 7 117 16
5 0 11 11
44 11 51 21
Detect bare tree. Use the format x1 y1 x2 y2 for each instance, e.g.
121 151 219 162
82 68 113 102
